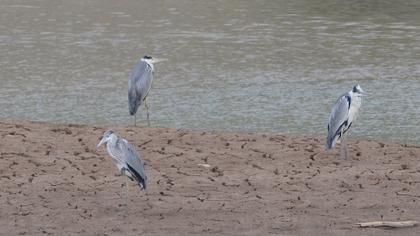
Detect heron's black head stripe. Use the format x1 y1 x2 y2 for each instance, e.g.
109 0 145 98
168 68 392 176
352 84 362 93
143 55 153 59
104 129 114 136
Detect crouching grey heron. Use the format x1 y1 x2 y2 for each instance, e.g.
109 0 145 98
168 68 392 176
128 55 158 127
326 84 364 159
97 130 147 206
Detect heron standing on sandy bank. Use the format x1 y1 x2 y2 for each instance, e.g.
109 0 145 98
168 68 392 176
128 55 156 127
326 84 364 159
97 130 147 206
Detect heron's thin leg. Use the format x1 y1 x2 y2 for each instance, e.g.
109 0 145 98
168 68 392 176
340 135 348 160
134 114 137 127
145 98 150 127
125 177 129 215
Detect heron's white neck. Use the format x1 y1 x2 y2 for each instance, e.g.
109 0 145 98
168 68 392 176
106 134 118 146
352 91 363 99
141 58 154 71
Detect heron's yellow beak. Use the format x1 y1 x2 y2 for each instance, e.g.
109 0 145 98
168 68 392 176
96 137 107 149
153 58 167 63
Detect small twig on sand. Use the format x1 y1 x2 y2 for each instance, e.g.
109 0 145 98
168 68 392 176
395 192 420 198
355 221 418 228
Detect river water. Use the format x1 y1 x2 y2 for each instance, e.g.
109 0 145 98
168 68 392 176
1 0 420 144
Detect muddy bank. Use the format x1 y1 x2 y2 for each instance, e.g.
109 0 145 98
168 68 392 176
0 121 419 235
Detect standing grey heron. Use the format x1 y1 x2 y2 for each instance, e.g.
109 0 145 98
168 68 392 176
97 130 147 206
128 55 156 127
326 84 364 159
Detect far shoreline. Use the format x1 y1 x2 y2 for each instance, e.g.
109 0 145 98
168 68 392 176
0 119 409 147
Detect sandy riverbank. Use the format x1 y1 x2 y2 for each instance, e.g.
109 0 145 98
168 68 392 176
1 121 420 235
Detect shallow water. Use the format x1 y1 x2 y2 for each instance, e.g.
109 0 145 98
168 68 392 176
1 0 420 144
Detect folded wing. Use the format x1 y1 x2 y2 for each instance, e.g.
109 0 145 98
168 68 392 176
326 94 351 149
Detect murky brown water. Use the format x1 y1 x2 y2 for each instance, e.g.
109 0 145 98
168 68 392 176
1 0 420 143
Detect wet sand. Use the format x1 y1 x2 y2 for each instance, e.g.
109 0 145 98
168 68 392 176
1 121 420 235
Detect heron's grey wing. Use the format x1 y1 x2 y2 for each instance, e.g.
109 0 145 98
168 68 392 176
326 94 351 149
128 61 153 115
117 138 147 189
105 141 126 171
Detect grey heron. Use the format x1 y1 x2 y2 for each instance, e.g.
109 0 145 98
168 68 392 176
97 130 147 205
128 55 155 127
326 84 364 159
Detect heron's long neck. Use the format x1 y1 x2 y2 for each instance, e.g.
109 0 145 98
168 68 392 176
146 62 154 71
141 59 154 71
353 94 362 104
106 134 118 151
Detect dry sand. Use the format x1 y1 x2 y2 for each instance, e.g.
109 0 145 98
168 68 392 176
1 121 420 235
